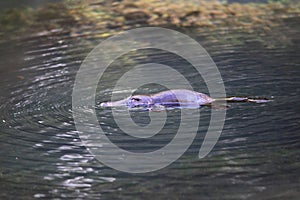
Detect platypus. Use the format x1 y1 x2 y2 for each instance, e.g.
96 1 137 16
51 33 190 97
100 89 270 109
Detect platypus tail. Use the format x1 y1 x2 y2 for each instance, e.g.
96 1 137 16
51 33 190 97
214 97 272 104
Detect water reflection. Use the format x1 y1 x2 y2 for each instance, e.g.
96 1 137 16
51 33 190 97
0 14 300 200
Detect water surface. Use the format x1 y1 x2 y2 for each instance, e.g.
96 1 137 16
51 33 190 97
0 10 299 200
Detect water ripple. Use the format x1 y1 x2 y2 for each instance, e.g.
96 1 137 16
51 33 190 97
1 19 300 199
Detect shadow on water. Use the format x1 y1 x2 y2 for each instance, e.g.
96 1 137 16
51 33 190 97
0 1 300 199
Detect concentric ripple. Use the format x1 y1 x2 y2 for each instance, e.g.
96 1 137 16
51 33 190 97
1 19 300 199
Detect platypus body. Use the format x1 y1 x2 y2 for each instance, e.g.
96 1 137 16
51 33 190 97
100 89 270 109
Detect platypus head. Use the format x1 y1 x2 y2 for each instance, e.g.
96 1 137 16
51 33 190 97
128 95 153 108
100 95 153 108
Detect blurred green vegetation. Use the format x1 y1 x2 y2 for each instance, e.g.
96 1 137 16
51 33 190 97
0 0 299 40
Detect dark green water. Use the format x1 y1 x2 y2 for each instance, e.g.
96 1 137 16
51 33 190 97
0 0 62 11
0 11 300 200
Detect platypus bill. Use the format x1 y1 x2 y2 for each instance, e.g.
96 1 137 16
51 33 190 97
100 89 271 110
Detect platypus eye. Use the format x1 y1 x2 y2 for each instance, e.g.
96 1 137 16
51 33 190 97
132 97 141 101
